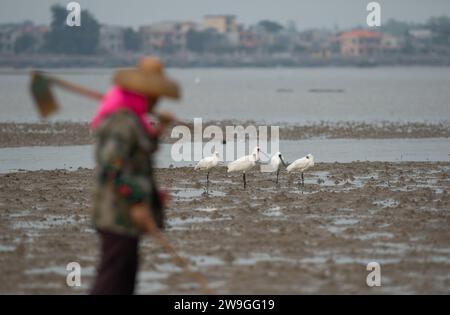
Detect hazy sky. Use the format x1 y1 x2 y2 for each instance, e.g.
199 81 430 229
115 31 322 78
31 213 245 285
1 0 450 30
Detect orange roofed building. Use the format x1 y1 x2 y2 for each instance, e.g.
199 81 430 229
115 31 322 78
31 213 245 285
339 29 382 57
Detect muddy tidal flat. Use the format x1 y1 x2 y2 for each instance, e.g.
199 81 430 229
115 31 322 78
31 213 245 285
0 162 449 294
1 121 450 148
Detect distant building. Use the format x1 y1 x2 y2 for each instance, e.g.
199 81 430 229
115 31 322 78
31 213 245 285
407 29 434 53
0 25 20 54
139 21 197 53
239 31 260 49
29 25 48 50
203 15 237 34
408 29 432 40
99 25 125 54
381 33 400 53
295 29 336 58
340 29 382 57
0 22 47 54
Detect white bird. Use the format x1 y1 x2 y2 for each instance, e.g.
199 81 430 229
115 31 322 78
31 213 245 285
227 146 260 188
261 151 287 184
195 151 221 192
286 153 315 188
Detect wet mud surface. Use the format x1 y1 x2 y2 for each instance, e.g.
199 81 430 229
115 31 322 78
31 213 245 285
0 162 449 294
1 121 449 148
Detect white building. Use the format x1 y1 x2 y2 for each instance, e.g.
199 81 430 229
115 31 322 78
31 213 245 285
0 25 20 54
409 29 432 40
0 22 47 54
99 25 125 54
139 21 197 53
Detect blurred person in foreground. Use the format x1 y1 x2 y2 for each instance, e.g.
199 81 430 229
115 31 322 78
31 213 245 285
89 57 180 294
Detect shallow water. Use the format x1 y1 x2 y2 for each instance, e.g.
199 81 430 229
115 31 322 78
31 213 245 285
1 67 450 123
0 244 16 252
263 206 283 217
0 138 448 173
170 187 226 199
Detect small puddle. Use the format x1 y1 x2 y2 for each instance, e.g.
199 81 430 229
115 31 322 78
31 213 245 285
166 216 232 230
310 171 334 186
167 216 229 226
188 255 225 267
25 265 95 276
327 226 347 234
12 215 79 230
8 210 32 218
299 250 403 265
373 199 399 208
262 206 283 217
194 207 218 212
137 271 169 294
171 188 226 199
139 270 169 281
234 253 297 266
355 232 395 240
326 217 359 234
0 244 16 252
334 218 359 225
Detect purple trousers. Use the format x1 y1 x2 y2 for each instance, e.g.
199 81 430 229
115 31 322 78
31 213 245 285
90 229 139 295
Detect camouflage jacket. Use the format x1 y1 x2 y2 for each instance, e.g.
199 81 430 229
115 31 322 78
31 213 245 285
91 109 164 236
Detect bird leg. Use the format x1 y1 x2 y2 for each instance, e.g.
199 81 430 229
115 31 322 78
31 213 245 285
301 172 305 188
298 173 304 194
206 171 210 193
243 172 246 189
276 169 279 184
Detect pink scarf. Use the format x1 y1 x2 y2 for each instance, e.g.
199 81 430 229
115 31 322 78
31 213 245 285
91 86 157 137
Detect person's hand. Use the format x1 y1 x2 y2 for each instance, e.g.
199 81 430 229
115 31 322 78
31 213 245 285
155 111 177 136
159 189 170 208
129 203 158 234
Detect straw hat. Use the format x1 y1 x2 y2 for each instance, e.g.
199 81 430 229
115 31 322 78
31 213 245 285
113 57 180 99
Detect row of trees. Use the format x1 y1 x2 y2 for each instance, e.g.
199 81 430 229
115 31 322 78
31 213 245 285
14 5 142 54
381 16 450 54
44 5 100 54
382 16 450 45
12 5 100 54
